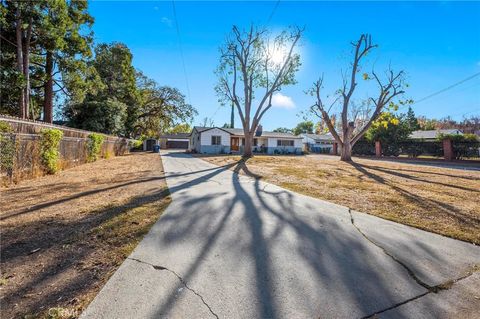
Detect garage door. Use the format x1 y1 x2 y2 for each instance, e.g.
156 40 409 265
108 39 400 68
167 140 189 149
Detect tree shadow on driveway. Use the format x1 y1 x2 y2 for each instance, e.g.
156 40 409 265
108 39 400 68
147 153 441 318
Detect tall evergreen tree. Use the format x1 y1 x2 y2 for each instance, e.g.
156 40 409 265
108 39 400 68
405 106 420 132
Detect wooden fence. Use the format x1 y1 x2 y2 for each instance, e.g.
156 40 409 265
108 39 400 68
0 115 136 185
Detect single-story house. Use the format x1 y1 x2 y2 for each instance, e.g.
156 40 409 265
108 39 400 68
190 126 303 154
301 133 335 153
409 129 462 141
159 133 190 149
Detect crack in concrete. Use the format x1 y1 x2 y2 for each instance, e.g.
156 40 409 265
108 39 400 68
347 209 479 318
348 209 432 291
128 257 219 319
361 270 478 319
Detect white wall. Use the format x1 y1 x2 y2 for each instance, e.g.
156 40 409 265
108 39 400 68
267 137 303 148
200 128 231 146
190 130 200 151
302 135 315 144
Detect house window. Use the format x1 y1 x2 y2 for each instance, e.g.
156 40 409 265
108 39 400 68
241 138 258 146
211 135 221 145
277 139 294 147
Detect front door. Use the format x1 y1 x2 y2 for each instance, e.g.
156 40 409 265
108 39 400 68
231 137 239 151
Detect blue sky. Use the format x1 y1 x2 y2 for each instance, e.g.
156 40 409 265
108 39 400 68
89 1 480 131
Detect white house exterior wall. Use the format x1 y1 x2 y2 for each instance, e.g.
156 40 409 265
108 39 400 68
266 137 303 154
198 128 231 154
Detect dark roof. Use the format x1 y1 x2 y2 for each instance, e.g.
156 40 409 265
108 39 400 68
159 133 190 139
223 127 302 138
409 129 462 139
192 126 302 139
303 133 335 141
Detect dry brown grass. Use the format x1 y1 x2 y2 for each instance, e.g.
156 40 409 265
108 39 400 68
0 152 171 319
199 154 480 244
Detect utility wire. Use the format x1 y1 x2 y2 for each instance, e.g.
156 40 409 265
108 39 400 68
409 71 480 107
172 0 192 105
266 0 280 25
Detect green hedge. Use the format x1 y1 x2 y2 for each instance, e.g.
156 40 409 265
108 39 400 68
40 129 63 174
0 121 16 177
87 133 105 162
352 140 375 156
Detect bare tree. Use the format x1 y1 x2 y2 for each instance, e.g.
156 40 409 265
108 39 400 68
309 34 406 161
216 25 303 157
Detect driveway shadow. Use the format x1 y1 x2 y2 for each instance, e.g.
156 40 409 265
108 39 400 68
148 153 439 318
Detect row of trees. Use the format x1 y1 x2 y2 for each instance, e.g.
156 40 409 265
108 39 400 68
274 109 479 140
0 1 195 138
215 26 408 161
417 115 480 133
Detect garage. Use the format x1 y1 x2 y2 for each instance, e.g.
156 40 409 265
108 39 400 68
166 140 189 149
159 133 191 149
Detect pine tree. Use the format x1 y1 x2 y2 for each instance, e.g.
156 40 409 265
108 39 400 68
406 106 420 132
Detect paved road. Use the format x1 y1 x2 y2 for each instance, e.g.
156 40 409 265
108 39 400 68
81 150 480 319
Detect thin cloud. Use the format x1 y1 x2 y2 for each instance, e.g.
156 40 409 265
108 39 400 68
271 93 295 109
161 17 172 27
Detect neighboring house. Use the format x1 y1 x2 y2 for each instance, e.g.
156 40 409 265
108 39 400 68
301 133 335 153
409 129 463 141
190 126 303 154
159 133 190 149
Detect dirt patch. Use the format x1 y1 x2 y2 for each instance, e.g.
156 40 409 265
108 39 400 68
0 152 171 318
198 154 480 244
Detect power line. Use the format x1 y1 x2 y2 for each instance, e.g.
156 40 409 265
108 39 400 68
172 0 192 105
410 71 480 107
266 0 280 25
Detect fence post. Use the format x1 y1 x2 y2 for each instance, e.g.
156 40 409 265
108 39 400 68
333 142 338 155
443 138 453 161
375 141 382 158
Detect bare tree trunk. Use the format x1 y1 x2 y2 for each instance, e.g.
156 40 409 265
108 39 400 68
243 130 253 158
340 140 352 161
43 51 54 123
23 18 33 119
15 5 25 118
340 123 354 161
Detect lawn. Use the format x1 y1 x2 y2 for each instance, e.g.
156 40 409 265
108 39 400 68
199 154 480 244
0 152 171 319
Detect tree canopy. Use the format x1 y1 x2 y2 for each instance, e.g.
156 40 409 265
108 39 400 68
292 121 314 135
0 1 195 138
215 24 303 156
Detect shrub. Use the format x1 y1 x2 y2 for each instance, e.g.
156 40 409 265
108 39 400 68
129 139 143 150
0 121 16 177
437 133 479 142
40 129 63 174
352 139 375 156
87 133 105 162
0 121 13 133
398 140 443 158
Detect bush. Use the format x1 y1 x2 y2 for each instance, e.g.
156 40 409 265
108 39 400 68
398 140 443 158
352 139 375 156
0 121 13 133
0 121 16 177
129 139 143 151
40 129 63 174
437 133 480 159
87 133 105 162
437 133 479 142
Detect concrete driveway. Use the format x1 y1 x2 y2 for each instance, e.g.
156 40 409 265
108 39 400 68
81 150 480 319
